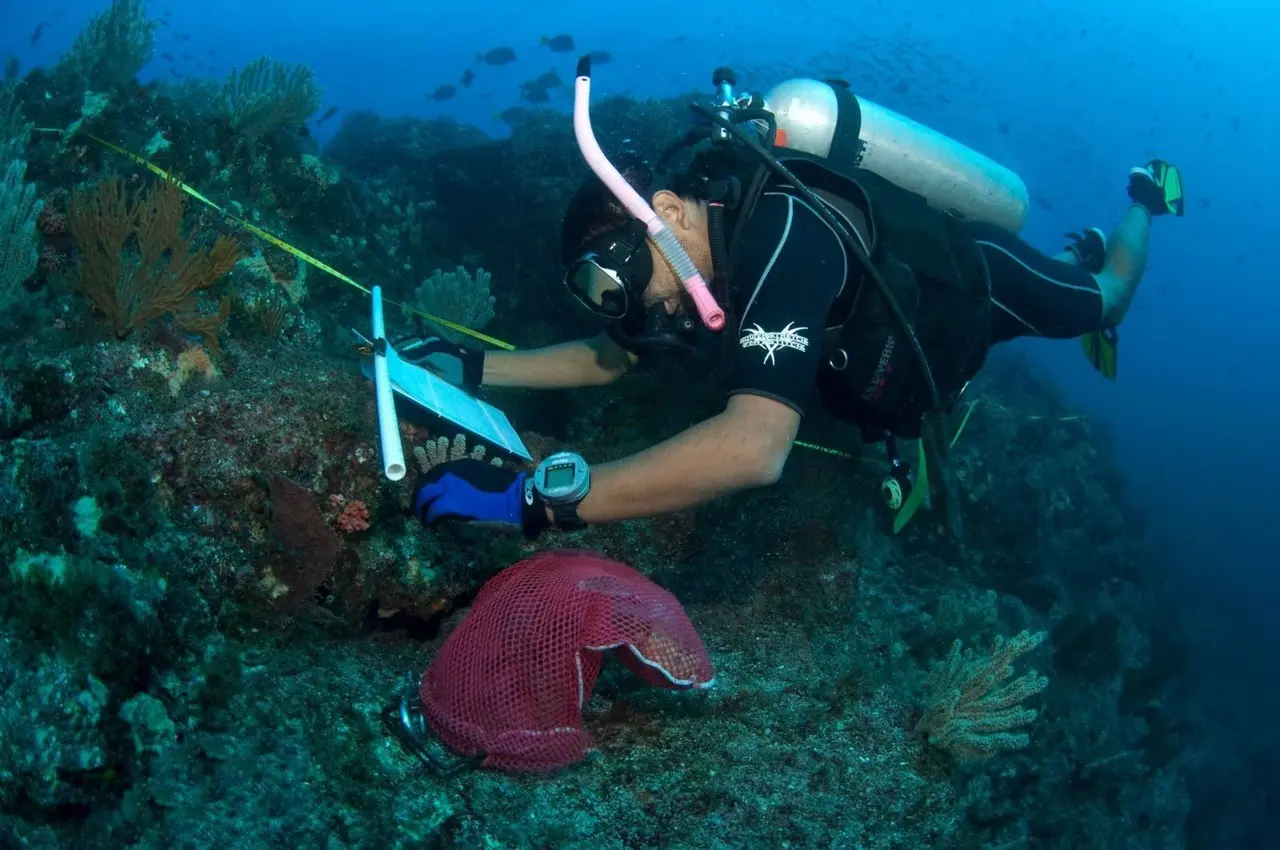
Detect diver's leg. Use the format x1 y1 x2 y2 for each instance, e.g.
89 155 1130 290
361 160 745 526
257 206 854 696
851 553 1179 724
1093 204 1152 325
1094 159 1185 324
971 222 1104 343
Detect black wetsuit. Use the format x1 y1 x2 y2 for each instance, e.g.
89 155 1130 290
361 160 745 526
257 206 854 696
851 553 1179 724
726 187 1105 417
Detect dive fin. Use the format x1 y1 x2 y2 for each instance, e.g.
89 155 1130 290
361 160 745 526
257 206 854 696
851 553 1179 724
1128 159 1185 218
1081 327 1119 380
920 412 965 545
892 411 967 544
892 439 929 535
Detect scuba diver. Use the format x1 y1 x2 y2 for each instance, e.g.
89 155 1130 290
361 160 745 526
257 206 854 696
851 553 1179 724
404 62 1184 543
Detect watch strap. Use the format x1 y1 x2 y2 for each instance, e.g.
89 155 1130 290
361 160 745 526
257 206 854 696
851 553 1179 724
549 501 587 531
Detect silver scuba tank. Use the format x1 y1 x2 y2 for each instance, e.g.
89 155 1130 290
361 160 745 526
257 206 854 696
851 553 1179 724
763 78 1029 234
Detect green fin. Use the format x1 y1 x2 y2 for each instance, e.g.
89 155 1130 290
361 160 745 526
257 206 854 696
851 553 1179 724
892 439 929 534
949 400 979 449
892 409 971 541
920 412 965 544
1082 327 1119 380
1160 162 1185 217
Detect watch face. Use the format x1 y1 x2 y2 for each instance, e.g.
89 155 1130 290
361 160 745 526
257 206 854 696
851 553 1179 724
544 463 578 490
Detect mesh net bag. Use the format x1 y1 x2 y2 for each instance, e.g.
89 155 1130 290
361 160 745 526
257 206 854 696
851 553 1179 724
420 549 715 772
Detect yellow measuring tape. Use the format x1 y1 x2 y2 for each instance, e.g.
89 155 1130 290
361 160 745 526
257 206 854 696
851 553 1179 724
793 439 859 460
34 128 516 350
38 129 976 462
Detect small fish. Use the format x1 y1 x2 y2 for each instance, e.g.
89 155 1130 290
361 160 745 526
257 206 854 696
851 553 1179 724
1230 116 1240 132
297 125 310 138
541 34 575 52
496 106 530 125
317 105 340 124
477 47 517 66
132 79 158 100
431 85 457 101
460 68 475 87
1034 196 1052 211
169 69 184 78
174 33 190 41
30 23 46 44
162 52 173 61
3 55 20 83
522 86 551 103
997 121 1011 135
893 79 909 95
533 69 562 89
586 49 612 64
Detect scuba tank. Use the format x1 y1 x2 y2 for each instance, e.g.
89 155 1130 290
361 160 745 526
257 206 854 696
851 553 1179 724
763 78 1029 234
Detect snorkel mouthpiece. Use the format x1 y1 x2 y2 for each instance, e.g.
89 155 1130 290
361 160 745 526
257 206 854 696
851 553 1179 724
573 56 726 331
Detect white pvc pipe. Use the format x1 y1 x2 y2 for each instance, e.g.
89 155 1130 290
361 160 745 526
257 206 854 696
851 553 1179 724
371 286 406 481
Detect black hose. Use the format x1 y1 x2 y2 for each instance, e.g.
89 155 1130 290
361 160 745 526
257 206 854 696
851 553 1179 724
707 202 732 293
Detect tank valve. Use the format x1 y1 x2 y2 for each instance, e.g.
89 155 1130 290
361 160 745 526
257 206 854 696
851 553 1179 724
711 67 738 141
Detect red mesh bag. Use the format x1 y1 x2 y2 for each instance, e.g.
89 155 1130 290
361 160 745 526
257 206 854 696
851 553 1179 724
420 549 715 772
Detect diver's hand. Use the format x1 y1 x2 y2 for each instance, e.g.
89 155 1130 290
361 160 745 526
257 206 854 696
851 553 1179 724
412 459 550 539
393 334 484 392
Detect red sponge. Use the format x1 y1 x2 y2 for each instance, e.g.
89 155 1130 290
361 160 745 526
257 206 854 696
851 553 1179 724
420 549 715 772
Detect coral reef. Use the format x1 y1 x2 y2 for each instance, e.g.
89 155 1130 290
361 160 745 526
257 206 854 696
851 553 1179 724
0 7 1204 848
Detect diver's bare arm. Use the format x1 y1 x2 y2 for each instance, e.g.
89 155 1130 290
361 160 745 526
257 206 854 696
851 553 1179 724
482 333 637 389
574 394 800 524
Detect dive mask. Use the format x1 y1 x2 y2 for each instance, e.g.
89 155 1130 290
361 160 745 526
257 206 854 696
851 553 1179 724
566 224 699 355
564 222 652 320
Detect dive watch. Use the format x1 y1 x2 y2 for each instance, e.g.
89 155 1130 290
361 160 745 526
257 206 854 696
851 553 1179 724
530 451 591 531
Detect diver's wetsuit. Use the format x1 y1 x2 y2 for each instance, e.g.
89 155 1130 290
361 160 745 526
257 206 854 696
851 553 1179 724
725 188 1106 415
964 220 1106 344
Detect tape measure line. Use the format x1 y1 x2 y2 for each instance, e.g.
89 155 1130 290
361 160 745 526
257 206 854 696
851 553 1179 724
34 127 516 350
34 128 886 459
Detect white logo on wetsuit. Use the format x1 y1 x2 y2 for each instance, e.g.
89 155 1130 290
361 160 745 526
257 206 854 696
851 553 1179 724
739 322 810 365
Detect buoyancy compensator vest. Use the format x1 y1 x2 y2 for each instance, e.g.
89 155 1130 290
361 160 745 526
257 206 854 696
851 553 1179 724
661 69 1032 541
705 96 1000 439
793 160 993 440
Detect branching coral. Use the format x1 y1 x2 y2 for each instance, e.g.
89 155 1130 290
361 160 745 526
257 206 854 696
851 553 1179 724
53 0 155 92
916 629 1049 759
408 266 495 340
0 160 41 311
413 434 503 473
66 176 240 340
221 57 322 139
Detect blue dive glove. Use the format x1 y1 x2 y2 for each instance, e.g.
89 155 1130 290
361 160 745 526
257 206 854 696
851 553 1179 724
413 459 550 538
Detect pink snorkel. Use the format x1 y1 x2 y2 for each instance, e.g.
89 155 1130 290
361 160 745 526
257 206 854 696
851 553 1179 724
572 56 726 332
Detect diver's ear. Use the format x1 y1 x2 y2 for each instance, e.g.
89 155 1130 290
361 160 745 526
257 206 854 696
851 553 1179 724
651 189 689 228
